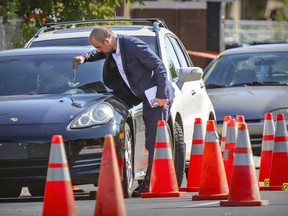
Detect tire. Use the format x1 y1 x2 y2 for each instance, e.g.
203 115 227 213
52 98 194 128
28 182 45 196
122 123 134 198
173 121 186 187
0 185 22 198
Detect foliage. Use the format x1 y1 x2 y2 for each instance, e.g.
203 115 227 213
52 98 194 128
273 0 288 39
0 0 143 48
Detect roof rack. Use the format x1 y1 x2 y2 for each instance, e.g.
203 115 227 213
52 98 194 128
34 18 168 38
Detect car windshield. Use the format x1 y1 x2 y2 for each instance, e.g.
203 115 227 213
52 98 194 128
203 51 288 88
0 54 107 96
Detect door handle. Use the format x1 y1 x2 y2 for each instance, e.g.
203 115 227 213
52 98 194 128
191 90 196 96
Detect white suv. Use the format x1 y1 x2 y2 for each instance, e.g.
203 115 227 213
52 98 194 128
25 18 216 193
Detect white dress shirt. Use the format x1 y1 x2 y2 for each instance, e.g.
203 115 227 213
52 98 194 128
112 38 135 94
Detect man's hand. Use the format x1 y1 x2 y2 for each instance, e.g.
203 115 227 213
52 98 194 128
72 56 85 69
152 98 169 109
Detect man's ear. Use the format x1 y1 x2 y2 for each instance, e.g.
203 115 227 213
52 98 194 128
103 38 111 45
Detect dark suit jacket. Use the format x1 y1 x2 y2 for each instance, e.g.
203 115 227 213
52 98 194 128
82 34 175 106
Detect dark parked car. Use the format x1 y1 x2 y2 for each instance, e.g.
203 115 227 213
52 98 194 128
0 46 144 198
203 44 288 154
0 19 216 198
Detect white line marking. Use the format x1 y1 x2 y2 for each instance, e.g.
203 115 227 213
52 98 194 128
184 201 219 208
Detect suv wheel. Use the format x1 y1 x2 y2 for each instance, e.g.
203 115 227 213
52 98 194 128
122 123 134 198
173 121 186 187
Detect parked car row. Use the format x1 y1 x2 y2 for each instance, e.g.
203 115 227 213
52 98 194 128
0 19 216 198
2 18 286 199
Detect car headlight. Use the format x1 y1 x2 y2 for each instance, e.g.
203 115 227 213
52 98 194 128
70 103 114 128
271 109 288 120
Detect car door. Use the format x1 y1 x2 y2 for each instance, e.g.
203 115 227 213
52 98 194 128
163 35 206 158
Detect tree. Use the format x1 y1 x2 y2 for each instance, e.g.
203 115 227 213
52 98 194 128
272 0 288 40
0 0 143 47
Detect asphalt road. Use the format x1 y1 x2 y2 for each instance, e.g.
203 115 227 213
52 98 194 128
0 189 287 216
1 157 288 216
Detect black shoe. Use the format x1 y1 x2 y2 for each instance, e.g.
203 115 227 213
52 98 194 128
131 183 149 197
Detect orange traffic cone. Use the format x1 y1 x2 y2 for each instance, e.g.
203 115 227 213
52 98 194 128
220 123 269 206
260 113 288 191
192 120 229 201
141 120 186 198
221 116 232 157
42 135 77 216
258 113 275 185
223 118 237 186
180 118 205 192
94 135 127 216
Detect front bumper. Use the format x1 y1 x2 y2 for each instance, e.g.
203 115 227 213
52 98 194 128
0 121 124 186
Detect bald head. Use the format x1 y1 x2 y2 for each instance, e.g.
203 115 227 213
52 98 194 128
89 26 116 44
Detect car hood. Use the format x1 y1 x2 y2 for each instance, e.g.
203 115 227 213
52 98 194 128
0 94 108 125
207 86 288 120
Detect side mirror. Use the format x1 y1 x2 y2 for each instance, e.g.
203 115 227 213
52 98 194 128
176 67 203 89
179 67 203 82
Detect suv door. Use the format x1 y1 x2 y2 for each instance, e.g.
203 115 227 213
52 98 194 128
163 35 207 158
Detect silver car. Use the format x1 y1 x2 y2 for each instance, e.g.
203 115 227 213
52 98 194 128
203 44 288 155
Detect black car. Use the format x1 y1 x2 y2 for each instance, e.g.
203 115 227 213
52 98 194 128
0 46 147 198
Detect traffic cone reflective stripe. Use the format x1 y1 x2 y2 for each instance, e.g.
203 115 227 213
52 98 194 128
223 118 236 186
180 118 204 192
234 147 254 166
259 113 275 184
192 120 229 201
220 123 269 206
46 140 70 181
260 114 288 191
221 116 232 156
142 120 186 198
46 164 70 181
94 135 127 216
43 135 77 216
154 142 173 159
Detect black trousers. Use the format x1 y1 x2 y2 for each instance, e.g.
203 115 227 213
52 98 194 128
142 98 173 185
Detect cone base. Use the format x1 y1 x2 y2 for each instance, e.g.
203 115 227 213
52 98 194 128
259 185 283 191
43 181 76 216
141 191 186 198
179 187 199 192
220 199 269 207
192 193 228 201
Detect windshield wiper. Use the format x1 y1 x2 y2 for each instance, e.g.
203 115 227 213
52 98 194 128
260 81 288 86
230 81 264 87
29 91 48 95
205 83 228 89
230 80 288 87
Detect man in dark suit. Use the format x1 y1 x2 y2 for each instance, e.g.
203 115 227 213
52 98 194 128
72 26 174 197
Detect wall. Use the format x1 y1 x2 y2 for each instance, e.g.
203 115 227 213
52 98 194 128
130 1 208 69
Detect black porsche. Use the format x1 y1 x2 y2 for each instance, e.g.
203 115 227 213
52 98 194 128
0 47 147 198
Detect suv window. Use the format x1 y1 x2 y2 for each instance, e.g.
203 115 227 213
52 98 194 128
169 36 190 68
164 36 181 80
30 38 91 47
29 36 158 55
